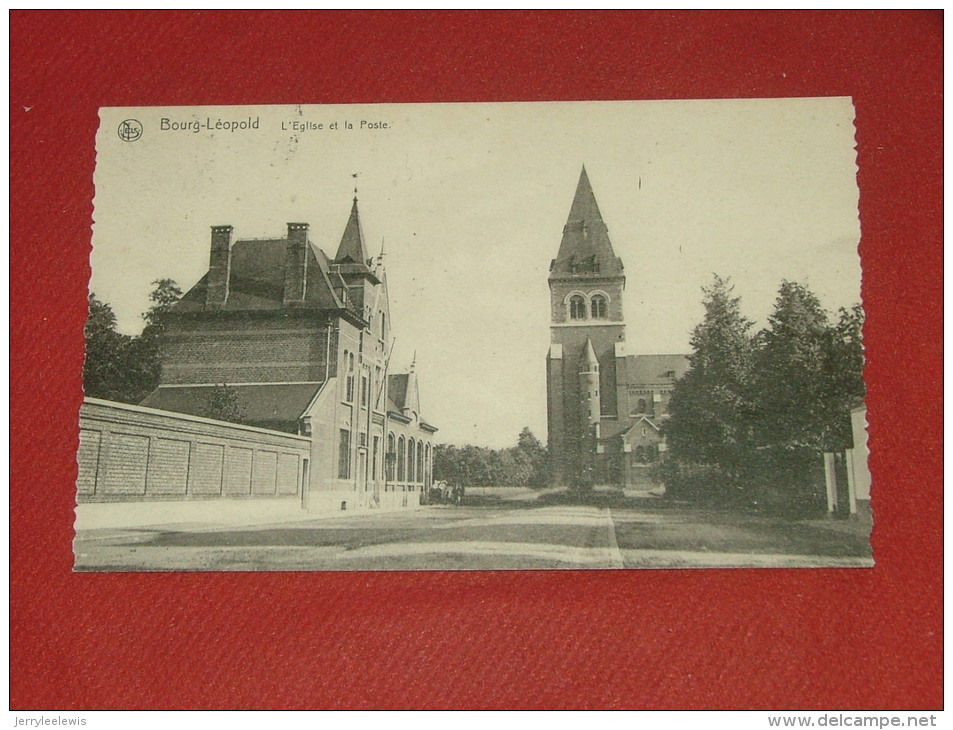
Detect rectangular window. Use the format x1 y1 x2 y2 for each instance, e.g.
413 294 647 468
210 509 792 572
361 375 368 407
338 429 351 479
372 436 380 481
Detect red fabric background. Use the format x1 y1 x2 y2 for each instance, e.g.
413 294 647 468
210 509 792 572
10 11 942 710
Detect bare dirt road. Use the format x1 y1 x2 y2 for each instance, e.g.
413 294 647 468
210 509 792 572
73 488 872 572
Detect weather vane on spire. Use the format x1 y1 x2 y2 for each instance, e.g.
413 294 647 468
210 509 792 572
352 172 360 200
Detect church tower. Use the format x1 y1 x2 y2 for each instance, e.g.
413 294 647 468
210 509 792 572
546 167 626 487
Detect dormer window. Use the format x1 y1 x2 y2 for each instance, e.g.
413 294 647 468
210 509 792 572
569 295 586 320
591 294 608 319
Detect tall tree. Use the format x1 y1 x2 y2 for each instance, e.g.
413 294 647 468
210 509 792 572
665 275 755 488
820 303 866 450
142 278 183 335
83 294 133 401
752 281 831 451
132 279 184 402
748 281 835 510
514 427 548 486
82 280 183 405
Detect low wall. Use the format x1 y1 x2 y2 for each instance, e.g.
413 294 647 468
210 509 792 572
77 398 312 504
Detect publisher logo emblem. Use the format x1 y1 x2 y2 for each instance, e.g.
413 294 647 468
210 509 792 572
118 119 143 142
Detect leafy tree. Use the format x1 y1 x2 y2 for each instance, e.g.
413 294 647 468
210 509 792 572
664 276 755 496
660 277 864 513
820 304 866 450
201 384 247 424
83 294 134 401
514 427 549 486
432 444 459 483
82 280 183 404
517 427 544 453
142 278 184 335
432 428 549 487
134 279 184 399
751 281 831 451
749 281 840 511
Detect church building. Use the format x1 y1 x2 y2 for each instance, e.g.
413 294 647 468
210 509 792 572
140 194 437 512
546 167 689 489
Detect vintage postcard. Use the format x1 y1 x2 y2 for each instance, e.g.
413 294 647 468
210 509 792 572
75 99 870 571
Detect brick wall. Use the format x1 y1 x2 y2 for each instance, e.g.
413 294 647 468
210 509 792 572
77 398 312 503
161 315 332 385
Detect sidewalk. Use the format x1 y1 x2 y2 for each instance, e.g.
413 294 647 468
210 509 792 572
75 499 424 533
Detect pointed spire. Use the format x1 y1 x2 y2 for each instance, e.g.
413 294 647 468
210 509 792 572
582 337 599 371
550 166 625 281
410 350 417 373
332 192 381 285
567 165 604 225
334 195 370 266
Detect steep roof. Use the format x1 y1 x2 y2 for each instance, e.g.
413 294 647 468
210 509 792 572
549 166 625 281
583 336 599 368
173 238 345 313
625 354 691 386
140 383 322 431
333 197 379 282
387 371 421 414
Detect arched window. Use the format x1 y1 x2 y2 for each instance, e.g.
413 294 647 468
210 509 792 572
397 436 406 481
637 398 647 413
417 442 424 484
408 439 416 482
569 295 586 320
635 445 645 463
386 433 396 482
591 294 608 319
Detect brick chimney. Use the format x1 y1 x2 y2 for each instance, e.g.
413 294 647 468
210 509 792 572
205 225 233 309
284 223 309 304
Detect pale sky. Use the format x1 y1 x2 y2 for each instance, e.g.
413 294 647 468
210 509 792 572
92 99 861 449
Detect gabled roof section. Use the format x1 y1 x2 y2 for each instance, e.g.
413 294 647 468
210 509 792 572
550 166 625 282
599 416 661 443
627 415 661 432
140 383 323 433
172 235 346 313
625 354 691 386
